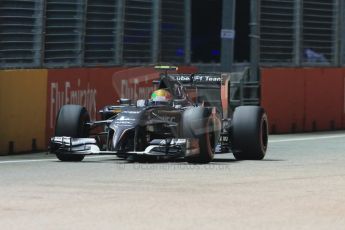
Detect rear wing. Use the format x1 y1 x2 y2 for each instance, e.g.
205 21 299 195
164 73 231 118
165 73 225 88
154 66 257 118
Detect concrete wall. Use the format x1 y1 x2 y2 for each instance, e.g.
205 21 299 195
261 68 345 133
0 70 47 154
1 66 343 154
0 66 197 155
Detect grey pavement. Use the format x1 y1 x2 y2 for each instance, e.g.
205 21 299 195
1 131 345 230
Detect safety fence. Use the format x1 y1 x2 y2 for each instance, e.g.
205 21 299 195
259 0 342 66
0 0 189 69
0 0 43 68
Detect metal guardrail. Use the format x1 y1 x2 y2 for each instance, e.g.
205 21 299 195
0 0 343 69
160 0 185 63
193 63 250 73
122 0 153 64
0 0 43 68
302 0 336 65
259 0 339 66
44 0 85 67
229 68 260 109
260 0 296 64
0 0 189 69
84 0 122 66
230 81 260 107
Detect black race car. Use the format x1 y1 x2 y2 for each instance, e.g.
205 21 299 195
50 66 268 163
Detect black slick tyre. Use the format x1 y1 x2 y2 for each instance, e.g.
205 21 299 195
55 104 90 162
183 107 221 164
231 106 268 160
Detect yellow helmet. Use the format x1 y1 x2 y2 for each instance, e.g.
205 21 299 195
151 89 172 104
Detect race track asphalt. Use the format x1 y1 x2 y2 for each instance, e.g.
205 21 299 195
1 131 345 230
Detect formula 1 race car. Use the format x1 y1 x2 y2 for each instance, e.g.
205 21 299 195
50 66 268 163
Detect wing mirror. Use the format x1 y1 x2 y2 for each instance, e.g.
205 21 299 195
119 98 131 105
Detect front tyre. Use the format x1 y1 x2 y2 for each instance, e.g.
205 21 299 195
55 105 90 162
183 107 221 164
231 106 268 160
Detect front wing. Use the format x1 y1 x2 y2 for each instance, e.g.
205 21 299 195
50 136 201 158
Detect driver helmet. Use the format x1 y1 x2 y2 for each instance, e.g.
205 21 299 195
151 89 172 104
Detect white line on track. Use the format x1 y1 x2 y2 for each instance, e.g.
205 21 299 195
269 134 345 143
0 159 53 164
0 155 115 164
1 134 344 164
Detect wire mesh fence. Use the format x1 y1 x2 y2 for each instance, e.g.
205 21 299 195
44 0 85 67
84 0 120 66
0 0 43 68
1 0 344 69
123 0 153 64
160 0 186 63
301 0 336 65
260 0 295 64
259 0 341 66
0 0 189 69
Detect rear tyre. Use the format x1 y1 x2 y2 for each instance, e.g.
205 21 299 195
231 106 268 160
55 105 90 162
183 107 221 164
